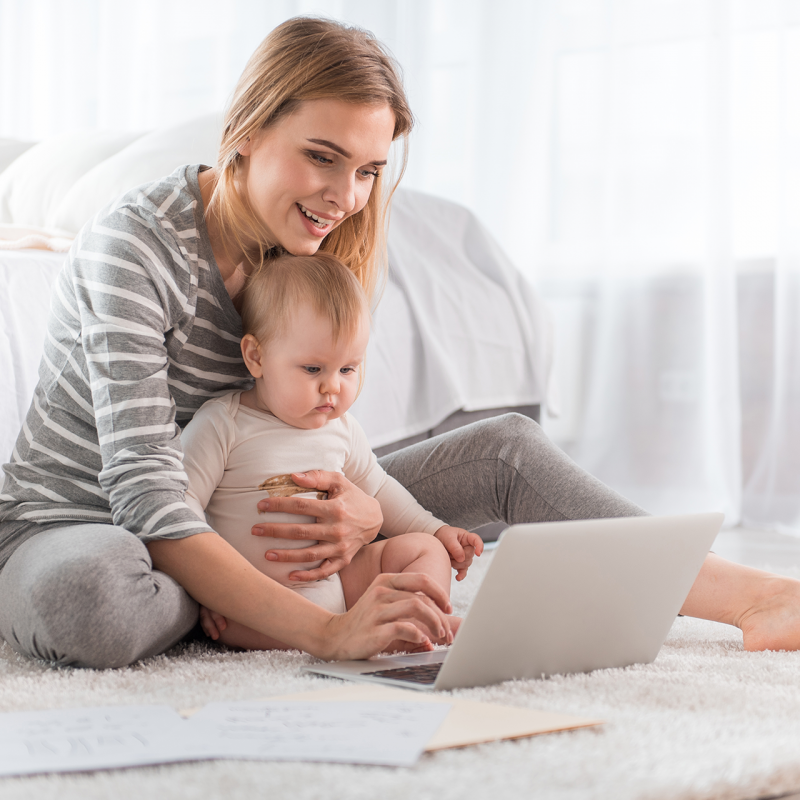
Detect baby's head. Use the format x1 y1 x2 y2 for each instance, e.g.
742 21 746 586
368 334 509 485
239 252 370 429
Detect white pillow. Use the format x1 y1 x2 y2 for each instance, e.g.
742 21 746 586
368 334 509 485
50 113 223 234
0 131 142 229
0 138 36 175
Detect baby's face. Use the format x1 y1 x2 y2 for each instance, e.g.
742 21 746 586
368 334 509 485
246 303 369 429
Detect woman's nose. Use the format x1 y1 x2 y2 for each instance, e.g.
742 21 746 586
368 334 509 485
322 171 356 214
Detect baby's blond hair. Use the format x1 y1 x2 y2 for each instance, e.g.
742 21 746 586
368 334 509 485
240 252 370 348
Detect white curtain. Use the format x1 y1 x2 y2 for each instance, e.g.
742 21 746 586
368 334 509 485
537 0 800 532
2 0 800 531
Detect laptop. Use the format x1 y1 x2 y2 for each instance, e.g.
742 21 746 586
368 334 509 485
304 512 724 691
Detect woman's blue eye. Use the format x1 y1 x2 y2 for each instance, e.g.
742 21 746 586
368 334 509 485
309 152 332 165
360 169 380 179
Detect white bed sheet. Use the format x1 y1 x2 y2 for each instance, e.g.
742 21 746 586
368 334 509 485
0 190 551 461
351 189 552 447
0 249 65 464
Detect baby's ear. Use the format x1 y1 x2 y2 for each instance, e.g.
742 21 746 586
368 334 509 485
240 334 264 378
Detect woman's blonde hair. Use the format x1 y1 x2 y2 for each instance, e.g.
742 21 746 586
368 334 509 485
240 252 369 350
209 16 413 304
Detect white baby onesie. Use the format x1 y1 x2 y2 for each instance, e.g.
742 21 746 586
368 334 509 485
181 391 446 613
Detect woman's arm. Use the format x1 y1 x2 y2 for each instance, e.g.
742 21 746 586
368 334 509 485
147 531 453 659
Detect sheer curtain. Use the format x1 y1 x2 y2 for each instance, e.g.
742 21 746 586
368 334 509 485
1 0 799 530
537 0 800 531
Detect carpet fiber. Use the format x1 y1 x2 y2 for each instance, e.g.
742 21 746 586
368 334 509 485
1 553 800 800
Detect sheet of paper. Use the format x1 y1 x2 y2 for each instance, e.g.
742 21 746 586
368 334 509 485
0 705 191 777
181 700 451 767
271 685 603 750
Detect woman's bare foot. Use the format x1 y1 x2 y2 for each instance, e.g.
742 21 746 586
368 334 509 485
681 554 800 651
736 575 800 652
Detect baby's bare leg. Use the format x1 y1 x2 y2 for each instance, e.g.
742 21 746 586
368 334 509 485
382 534 462 637
339 533 459 650
381 532 452 596
340 533 451 608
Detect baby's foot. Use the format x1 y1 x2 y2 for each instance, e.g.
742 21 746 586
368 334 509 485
737 575 800 651
447 615 462 639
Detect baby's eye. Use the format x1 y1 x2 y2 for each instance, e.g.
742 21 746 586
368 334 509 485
340 367 356 374
303 366 321 374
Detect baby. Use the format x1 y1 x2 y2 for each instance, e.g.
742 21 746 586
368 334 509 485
181 251 483 651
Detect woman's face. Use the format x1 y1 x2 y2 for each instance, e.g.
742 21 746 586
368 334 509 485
238 99 396 256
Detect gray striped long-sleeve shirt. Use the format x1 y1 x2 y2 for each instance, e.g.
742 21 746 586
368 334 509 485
0 165 253 541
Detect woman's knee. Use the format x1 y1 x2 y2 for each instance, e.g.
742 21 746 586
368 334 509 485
428 412 545 465
0 526 194 668
485 412 544 448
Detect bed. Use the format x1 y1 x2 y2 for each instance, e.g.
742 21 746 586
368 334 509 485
0 114 553 538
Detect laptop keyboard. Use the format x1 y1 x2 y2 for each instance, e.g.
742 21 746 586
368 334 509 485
362 662 443 685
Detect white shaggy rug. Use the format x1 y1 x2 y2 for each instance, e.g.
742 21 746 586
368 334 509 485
2 553 800 800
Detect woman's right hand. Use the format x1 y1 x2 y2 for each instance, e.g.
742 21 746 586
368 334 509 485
315 572 454 660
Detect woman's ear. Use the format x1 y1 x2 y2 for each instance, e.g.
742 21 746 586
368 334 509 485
237 136 252 157
240 333 264 378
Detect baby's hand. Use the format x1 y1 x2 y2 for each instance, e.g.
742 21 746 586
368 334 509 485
433 525 484 581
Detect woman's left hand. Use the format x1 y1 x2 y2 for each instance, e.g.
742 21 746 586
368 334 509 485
251 470 383 581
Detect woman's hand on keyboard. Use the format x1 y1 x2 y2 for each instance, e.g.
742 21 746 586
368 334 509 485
318 572 454 660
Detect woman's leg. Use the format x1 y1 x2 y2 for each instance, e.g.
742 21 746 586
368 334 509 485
378 413 800 651
377 413 645 529
0 524 199 668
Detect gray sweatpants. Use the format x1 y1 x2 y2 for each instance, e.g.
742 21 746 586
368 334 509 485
0 414 644 668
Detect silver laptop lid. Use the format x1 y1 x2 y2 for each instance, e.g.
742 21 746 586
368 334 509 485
434 512 722 689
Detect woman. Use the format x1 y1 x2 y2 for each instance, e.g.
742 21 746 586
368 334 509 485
0 17 797 669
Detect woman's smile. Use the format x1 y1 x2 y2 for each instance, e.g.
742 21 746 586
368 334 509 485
296 204 335 237
297 203 340 229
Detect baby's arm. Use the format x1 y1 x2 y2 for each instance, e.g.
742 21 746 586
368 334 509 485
343 416 483 579
372 478 483 577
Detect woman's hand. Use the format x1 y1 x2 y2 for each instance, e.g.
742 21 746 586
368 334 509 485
434 525 485 581
318 572 454 660
252 470 382 582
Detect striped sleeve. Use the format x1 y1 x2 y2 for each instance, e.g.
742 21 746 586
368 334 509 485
72 206 211 540
0 166 251 539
